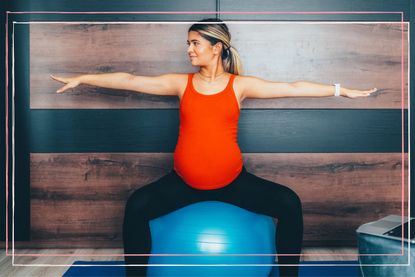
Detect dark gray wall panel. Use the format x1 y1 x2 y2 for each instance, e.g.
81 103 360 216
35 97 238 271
9 0 217 22
10 24 31 241
29 109 408 153
220 0 409 21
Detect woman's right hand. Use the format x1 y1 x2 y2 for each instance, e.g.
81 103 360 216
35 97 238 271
50 75 82 93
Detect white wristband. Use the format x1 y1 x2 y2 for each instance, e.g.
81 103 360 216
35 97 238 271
334 83 341 97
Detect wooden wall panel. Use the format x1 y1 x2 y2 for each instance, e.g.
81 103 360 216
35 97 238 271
30 153 408 247
30 23 408 109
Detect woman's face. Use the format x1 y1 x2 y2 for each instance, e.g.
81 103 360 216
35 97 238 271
187 31 220 66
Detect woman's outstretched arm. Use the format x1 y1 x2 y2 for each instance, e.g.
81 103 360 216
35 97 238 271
239 76 377 100
50 73 183 96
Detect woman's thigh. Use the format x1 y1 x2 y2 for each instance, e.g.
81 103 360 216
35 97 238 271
220 169 302 218
125 170 204 219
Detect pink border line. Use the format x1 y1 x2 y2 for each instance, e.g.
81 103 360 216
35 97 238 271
5 10 9 255
401 14 405 254
6 11 405 14
9 253 404 257
5 11 408 262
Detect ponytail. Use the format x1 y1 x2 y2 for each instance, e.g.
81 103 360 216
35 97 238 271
221 45 243 75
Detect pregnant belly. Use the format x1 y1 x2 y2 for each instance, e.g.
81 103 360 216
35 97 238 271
173 141 243 190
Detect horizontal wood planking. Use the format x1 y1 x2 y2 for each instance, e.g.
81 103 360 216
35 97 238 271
31 23 408 109
30 153 408 247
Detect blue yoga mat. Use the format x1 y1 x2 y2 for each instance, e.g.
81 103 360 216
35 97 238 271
63 260 360 277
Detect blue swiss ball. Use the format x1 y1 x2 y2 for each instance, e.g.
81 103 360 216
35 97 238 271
148 201 277 276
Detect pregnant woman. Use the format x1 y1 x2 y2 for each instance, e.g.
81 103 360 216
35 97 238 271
51 18 376 277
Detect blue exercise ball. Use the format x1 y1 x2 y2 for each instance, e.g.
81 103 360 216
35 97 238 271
148 201 277 276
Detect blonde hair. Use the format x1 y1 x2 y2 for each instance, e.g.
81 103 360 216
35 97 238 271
188 18 243 75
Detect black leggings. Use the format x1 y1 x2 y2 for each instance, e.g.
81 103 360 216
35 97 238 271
123 166 303 277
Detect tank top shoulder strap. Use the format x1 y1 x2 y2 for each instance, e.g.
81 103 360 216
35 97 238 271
187 73 193 89
223 73 235 95
187 73 196 93
227 74 236 89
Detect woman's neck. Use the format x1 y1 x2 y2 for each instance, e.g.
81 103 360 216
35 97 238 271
198 60 227 82
198 70 226 80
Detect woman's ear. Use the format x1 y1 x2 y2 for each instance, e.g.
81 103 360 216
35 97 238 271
213 42 223 55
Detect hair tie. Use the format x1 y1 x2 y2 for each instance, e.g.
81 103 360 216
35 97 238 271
222 44 231 58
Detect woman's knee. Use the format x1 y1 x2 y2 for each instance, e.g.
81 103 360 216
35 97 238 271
124 171 178 217
290 189 302 211
124 186 155 216
278 186 303 216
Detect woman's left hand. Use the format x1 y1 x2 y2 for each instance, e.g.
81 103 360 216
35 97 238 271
342 87 377 98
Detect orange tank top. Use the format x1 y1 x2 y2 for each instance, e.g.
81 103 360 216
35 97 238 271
173 72 244 190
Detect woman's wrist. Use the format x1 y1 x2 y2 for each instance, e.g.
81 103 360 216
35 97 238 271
333 83 341 97
77 75 88 85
